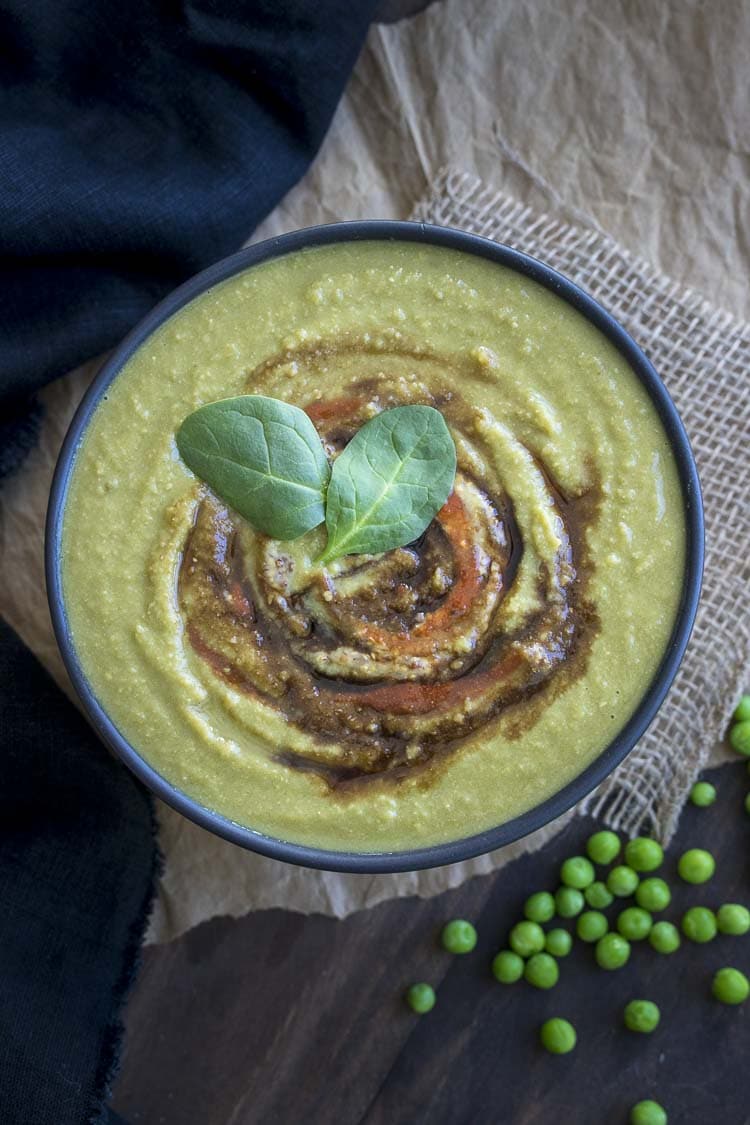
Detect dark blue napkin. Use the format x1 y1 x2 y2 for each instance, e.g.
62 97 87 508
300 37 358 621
0 622 159 1124
0 0 376 478
0 3 376 1120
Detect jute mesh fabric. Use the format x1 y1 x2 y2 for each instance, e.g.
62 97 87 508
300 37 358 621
411 168 750 842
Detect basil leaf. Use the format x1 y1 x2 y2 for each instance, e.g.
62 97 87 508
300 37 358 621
176 396 330 540
319 405 456 563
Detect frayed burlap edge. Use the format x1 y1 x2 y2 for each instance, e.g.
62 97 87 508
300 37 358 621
411 168 750 843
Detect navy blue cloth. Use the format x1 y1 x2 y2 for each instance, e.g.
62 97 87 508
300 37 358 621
0 0 377 477
0 621 159 1124
0 3 375 1120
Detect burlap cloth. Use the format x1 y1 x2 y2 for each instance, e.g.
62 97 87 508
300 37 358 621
1 0 748 942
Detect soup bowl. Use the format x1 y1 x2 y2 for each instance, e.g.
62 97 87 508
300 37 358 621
46 221 704 872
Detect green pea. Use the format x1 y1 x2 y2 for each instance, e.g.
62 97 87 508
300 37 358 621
717 903 750 935
585 880 614 909
560 855 595 889
524 952 559 990
648 921 681 954
681 906 717 943
576 910 609 943
630 1099 667 1125
523 891 556 924
677 848 715 885
509 920 545 957
624 837 664 872
624 999 661 1033
544 928 573 958
555 886 585 918
635 877 671 913
440 919 478 954
607 865 639 897
733 694 750 722
539 1017 576 1054
595 932 631 969
617 906 653 941
745 792 750 817
712 967 749 1005
491 950 524 984
586 829 621 865
729 719 750 756
405 982 436 1013
689 781 716 807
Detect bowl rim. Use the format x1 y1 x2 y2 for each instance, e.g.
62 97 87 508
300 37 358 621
45 219 704 873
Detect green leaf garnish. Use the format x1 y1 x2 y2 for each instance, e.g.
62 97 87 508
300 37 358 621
176 397 457 560
318 405 456 564
176 395 330 540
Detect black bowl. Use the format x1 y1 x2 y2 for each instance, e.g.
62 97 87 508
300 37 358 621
46 220 704 873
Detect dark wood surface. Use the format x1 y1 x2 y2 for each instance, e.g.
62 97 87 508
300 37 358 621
113 762 749 1125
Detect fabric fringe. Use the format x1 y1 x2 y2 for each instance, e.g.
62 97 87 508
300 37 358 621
412 168 750 842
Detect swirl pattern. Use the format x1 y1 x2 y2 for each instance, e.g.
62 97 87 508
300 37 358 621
178 342 599 786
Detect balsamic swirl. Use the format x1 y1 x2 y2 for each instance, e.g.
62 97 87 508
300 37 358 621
178 345 599 787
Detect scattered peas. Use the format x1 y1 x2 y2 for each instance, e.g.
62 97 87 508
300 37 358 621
681 906 717 943
630 1099 667 1125
523 891 556 924
617 907 653 941
576 910 609 943
624 837 664 872
441 919 478 954
585 880 614 909
555 886 585 918
560 855 595 889
509 920 545 958
716 903 750 935
595 932 631 970
539 1017 576 1054
405 982 436 1013
623 999 661 1033
733 694 750 722
607 865 639 898
677 848 716 885
524 952 560 990
689 780 716 807
649 921 681 954
544 928 573 958
729 719 750 756
491 950 524 984
635 877 671 913
586 829 620 865
712 967 749 1005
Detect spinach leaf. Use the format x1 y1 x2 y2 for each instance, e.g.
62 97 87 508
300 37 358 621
176 395 330 540
319 405 456 563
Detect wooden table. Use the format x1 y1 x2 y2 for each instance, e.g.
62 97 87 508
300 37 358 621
112 762 749 1124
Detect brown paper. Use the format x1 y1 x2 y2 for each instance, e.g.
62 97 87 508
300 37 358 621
1 0 747 943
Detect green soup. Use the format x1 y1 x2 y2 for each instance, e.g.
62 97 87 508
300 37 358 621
62 241 686 853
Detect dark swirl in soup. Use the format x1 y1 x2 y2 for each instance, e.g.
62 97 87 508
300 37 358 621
178 342 600 788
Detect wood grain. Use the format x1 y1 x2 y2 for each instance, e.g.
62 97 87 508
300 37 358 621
113 764 750 1125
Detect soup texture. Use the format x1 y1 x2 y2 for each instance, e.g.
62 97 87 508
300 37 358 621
62 241 685 852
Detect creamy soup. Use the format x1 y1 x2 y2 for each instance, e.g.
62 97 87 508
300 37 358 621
62 241 686 852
